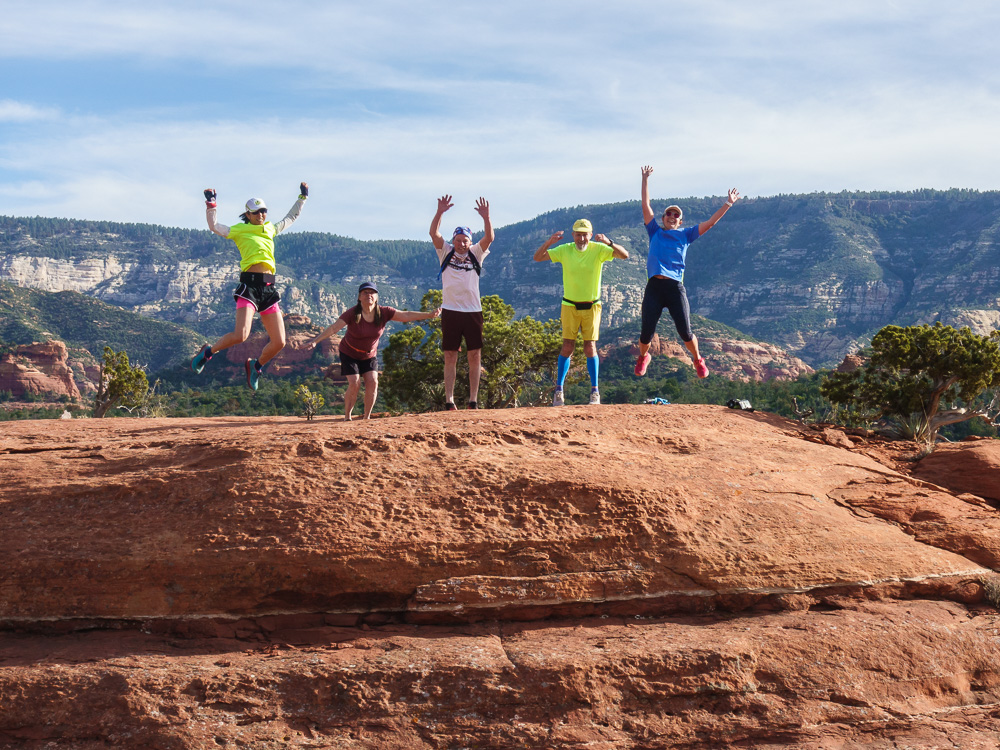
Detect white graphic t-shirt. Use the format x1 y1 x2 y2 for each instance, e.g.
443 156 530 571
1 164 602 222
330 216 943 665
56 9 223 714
436 240 489 312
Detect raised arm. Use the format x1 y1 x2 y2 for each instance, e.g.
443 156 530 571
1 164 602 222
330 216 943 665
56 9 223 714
641 166 655 225
273 182 309 234
394 307 442 323
697 188 741 236
595 233 630 260
429 195 452 251
475 197 494 252
204 188 231 237
305 316 347 348
533 231 564 262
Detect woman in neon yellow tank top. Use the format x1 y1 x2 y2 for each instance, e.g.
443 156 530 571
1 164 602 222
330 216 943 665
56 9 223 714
190 182 308 391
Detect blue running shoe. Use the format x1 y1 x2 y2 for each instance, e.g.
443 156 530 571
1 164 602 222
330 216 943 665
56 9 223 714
245 358 260 391
191 344 212 373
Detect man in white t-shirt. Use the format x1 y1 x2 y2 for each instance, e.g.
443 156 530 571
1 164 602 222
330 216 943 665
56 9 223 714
429 195 494 410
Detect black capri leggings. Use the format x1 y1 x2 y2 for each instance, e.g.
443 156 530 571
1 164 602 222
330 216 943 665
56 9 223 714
640 276 694 344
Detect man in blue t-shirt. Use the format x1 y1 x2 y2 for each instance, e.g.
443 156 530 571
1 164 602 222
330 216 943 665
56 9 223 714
633 165 740 379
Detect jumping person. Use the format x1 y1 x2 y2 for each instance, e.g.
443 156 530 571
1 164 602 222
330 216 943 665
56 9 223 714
633 166 739 379
429 195 494 410
305 283 441 420
533 219 628 406
191 182 309 391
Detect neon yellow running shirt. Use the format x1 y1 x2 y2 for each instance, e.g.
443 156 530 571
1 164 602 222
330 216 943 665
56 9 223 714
548 242 615 303
227 222 279 273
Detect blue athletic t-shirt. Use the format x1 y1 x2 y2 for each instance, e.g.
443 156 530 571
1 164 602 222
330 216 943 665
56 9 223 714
646 219 700 281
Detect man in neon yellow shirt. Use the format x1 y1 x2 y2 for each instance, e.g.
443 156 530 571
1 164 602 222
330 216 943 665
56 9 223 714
533 218 629 406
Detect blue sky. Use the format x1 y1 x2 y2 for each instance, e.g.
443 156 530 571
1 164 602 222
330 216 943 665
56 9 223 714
1 1 998 240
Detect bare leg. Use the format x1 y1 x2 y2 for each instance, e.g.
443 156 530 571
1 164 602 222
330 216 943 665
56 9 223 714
211 305 254 353
684 335 702 362
583 340 597 358
467 348 482 403
638 341 651 357
560 339 576 357
362 371 379 419
443 349 459 404
344 374 360 421
258 310 287 366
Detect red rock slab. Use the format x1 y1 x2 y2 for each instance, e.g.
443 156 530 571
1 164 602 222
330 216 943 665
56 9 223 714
2 601 1000 748
912 440 1000 503
0 407 990 623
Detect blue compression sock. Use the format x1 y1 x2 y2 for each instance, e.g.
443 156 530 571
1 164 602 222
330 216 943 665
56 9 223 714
556 355 571 387
587 356 599 388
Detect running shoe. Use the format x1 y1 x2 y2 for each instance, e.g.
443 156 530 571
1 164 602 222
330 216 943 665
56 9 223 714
467 401 478 410
445 402 458 411
245 358 260 391
552 388 565 407
589 389 601 405
694 357 709 379
191 344 212 374
634 352 651 377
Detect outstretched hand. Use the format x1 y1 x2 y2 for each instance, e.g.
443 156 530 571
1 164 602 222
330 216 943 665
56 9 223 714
299 182 309 197
727 188 741 205
430 307 442 318
548 230 564 244
474 197 490 219
641 165 654 179
595 233 611 245
437 195 454 214
204 188 217 204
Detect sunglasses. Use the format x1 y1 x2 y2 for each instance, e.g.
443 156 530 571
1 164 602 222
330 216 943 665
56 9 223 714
664 211 681 219
250 208 268 215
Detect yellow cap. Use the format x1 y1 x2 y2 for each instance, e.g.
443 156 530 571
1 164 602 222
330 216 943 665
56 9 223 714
572 219 593 233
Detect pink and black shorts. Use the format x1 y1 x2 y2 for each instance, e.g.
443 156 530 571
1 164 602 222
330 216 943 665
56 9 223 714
234 271 280 315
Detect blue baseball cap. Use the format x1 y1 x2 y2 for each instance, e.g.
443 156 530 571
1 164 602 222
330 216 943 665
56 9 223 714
358 282 378 294
452 226 472 238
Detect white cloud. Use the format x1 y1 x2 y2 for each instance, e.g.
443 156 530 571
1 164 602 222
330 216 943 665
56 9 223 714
0 100 60 123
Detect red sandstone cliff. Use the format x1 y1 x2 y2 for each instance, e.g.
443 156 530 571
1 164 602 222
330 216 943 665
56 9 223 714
2 406 1000 748
0 340 84 400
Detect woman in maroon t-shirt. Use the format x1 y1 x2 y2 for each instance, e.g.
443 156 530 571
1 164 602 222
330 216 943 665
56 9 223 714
307 282 440 420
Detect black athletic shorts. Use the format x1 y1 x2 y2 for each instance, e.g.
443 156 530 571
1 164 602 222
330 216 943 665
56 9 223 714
441 309 484 351
640 276 694 344
233 271 280 313
340 351 378 377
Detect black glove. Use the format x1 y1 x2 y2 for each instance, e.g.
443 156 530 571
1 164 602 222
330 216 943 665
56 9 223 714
299 182 309 198
204 189 217 206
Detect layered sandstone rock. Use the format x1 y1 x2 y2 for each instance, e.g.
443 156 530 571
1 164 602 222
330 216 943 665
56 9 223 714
611 332 813 381
0 340 81 400
2 406 1000 748
913 440 1000 504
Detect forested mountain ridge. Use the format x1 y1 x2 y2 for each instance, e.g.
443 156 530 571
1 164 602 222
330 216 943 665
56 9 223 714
2 187 998 367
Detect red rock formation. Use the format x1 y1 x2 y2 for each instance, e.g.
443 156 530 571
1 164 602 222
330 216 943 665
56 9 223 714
0 340 81 400
221 314 339 377
913 441 1000 503
837 352 866 372
608 332 814 381
2 406 1000 747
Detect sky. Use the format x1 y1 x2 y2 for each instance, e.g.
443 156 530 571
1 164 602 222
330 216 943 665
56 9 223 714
1 0 998 241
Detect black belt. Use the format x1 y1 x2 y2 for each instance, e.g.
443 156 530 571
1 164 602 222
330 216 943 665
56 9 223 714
562 298 597 310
